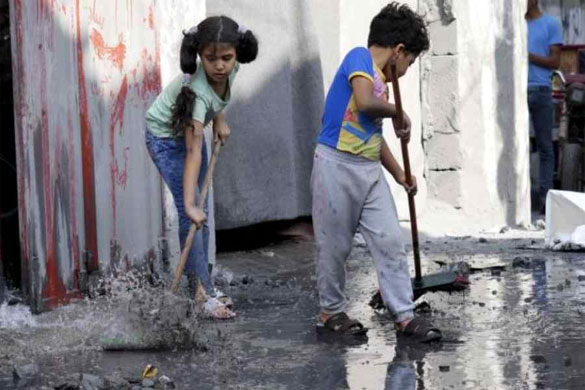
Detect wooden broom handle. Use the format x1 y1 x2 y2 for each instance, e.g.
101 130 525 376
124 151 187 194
172 141 222 292
389 65 422 281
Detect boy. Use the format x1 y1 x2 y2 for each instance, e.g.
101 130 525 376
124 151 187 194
312 2 441 341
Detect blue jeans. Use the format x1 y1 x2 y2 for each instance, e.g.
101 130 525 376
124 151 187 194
528 86 554 204
145 130 211 291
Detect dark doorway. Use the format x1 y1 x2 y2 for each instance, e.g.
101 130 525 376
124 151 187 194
0 0 21 292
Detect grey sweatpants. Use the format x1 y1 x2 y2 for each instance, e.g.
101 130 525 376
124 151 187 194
311 144 414 323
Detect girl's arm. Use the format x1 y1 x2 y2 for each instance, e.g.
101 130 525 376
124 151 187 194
184 120 207 227
380 139 417 195
213 112 231 144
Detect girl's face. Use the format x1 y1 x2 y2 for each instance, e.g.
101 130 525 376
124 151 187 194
200 43 237 85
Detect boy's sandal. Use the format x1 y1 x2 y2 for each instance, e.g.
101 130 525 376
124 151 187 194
200 297 236 320
316 312 368 336
211 287 234 309
396 317 442 343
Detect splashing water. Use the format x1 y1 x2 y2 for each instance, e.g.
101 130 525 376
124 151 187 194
0 302 37 329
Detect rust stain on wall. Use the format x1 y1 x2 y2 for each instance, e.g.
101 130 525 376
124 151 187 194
89 29 126 72
76 0 99 273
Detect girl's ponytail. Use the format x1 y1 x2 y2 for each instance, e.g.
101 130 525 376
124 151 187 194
170 29 199 135
236 28 258 64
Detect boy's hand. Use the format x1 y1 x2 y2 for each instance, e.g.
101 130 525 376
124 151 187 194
392 111 412 143
214 121 231 145
397 174 417 196
186 206 207 228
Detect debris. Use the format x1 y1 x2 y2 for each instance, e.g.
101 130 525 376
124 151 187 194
564 357 572 367
142 365 157 379
524 297 533 303
491 269 502 277
478 238 488 243
512 256 530 269
158 375 176 389
261 251 275 258
241 275 254 285
578 275 585 282
536 219 546 230
13 363 40 388
80 373 106 390
499 226 510 234
492 290 497 295
414 301 432 314
439 365 450 372
142 378 155 388
530 355 547 364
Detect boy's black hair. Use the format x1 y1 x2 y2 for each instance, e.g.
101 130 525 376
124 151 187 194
368 2 429 56
170 16 258 135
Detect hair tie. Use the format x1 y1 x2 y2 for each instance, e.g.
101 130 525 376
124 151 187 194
187 25 198 35
183 73 191 85
237 25 248 34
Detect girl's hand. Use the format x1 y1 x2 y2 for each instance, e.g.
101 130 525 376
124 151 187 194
186 206 207 228
392 110 412 143
214 121 231 145
397 173 417 196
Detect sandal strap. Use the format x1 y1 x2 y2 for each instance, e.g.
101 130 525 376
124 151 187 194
325 312 364 332
402 317 439 336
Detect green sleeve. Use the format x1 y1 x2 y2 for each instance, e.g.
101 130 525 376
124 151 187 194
192 95 208 124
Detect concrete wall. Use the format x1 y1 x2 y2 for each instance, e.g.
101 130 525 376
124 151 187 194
206 0 324 230
420 0 531 232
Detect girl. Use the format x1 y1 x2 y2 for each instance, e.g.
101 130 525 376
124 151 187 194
145 16 258 319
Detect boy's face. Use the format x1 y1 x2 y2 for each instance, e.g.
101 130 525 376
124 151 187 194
383 46 417 80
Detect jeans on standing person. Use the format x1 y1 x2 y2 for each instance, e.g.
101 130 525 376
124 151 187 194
145 129 212 292
528 86 554 208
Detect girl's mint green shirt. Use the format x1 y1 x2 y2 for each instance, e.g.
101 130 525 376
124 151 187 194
146 62 239 137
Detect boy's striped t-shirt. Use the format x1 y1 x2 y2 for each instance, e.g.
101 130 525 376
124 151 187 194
318 47 387 160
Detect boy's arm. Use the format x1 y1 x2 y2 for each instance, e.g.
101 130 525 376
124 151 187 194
381 139 417 194
351 76 398 118
351 76 411 142
184 120 206 227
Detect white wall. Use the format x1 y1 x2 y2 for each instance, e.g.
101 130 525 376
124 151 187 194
418 0 531 233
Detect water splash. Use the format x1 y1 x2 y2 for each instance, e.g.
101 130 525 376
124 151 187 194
0 302 37 329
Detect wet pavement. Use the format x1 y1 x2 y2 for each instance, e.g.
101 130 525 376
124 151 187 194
1 229 585 389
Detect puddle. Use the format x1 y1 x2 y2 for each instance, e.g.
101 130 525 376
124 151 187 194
1 236 585 389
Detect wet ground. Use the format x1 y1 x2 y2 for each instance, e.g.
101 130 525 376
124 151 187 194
1 228 585 389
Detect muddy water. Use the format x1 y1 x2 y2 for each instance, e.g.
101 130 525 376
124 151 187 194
1 233 585 389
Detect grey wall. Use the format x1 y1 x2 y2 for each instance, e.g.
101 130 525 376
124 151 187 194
207 0 325 230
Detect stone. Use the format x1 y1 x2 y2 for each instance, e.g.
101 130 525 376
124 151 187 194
578 275 585 282
158 376 175 389
500 226 510 234
427 170 463 208
512 256 530 268
478 238 488 243
439 365 450 372
141 379 155 388
13 363 40 388
530 355 547 364
81 373 106 390
564 357 572 367
425 133 463 170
